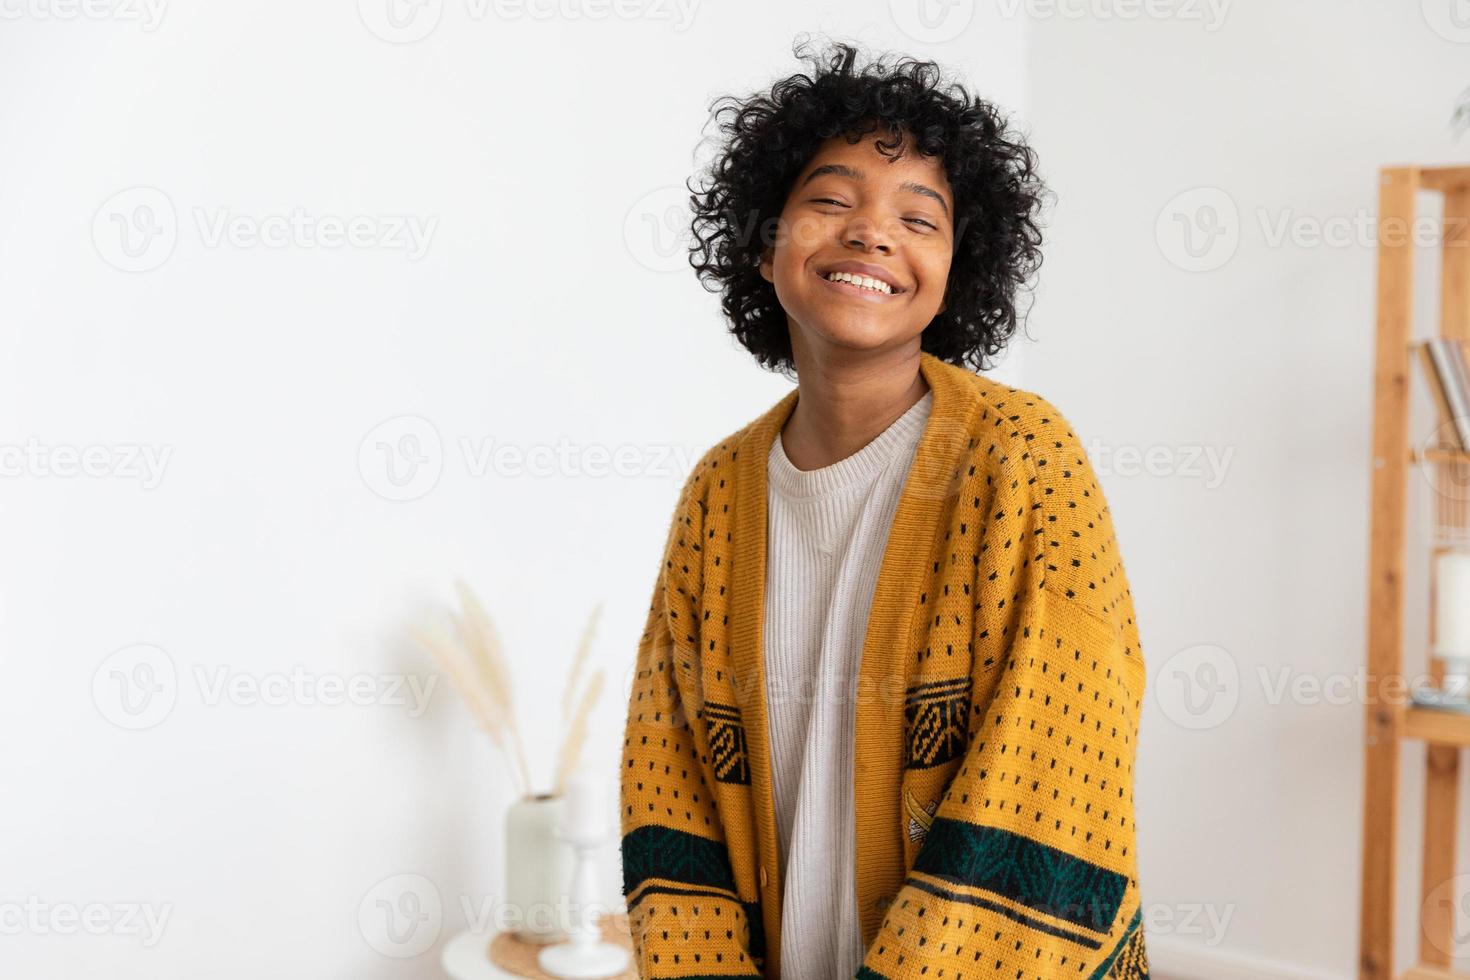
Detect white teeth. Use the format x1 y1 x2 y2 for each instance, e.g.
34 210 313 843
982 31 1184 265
825 271 894 295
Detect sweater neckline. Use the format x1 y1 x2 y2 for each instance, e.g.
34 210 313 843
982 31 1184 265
767 390 933 500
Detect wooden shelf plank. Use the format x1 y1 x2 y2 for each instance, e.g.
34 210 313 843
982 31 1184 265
1413 447 1470 465
1401 965 1470 980
1362 165 1421 980
1403 707 1470 747
1419 166 1470 194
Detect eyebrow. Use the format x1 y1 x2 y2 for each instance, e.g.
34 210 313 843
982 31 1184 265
800 162 951 217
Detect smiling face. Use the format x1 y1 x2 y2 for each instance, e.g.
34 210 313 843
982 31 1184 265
759 127 955 364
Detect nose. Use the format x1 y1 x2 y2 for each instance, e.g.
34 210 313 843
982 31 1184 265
842 210 895 255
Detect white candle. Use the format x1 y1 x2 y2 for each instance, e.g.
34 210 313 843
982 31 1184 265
563 767 606 839
1434 552 1470 696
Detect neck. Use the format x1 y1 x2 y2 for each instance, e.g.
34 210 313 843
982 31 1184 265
780 343 931 471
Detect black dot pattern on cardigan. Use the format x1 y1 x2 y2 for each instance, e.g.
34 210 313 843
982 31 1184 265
620 441 768 977
621 363 1147 980
867 380 1146 979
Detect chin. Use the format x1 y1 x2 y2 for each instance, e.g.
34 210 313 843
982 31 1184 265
806 315 910 351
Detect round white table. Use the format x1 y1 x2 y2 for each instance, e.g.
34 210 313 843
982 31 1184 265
440 927 634 980
441 930 520 980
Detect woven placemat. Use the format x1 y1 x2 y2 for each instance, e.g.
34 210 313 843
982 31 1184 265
487 913 637 979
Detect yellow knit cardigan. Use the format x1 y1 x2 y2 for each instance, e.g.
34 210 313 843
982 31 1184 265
619 351 1148 979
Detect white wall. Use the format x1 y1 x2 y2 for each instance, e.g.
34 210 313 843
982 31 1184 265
0 4 1026 977
18 3 1457 977
1023 2 1470 977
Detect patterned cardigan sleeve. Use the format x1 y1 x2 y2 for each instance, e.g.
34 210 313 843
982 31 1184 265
856 414 1150 979
619 475 765 978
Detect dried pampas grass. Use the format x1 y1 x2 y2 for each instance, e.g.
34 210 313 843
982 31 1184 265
411 580 607 802
553 667 604 797
562 601 602 722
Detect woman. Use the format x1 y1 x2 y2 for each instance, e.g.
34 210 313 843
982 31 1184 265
619 38 1148 980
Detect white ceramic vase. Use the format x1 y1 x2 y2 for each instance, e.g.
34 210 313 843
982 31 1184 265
505 792 577 944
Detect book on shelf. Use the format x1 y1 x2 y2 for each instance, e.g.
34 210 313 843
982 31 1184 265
1416 338 1470 451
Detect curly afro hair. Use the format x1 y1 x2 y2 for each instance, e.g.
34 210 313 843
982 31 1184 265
687 36 1049 376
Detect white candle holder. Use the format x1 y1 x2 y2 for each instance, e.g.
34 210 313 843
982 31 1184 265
535 822 629 979
1438 655 1470 699
1433 550 1470 701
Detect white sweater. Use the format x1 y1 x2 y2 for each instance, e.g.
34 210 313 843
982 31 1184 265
762 389 934 980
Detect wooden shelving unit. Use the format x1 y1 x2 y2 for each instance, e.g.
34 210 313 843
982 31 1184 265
1362 163 1470 979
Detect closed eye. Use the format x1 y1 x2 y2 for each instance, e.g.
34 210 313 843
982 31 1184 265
812 198 938 232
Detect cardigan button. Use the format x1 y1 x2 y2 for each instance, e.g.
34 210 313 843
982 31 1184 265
759 865 768 888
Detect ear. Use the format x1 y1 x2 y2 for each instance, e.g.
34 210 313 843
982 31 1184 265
759 245 774 284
